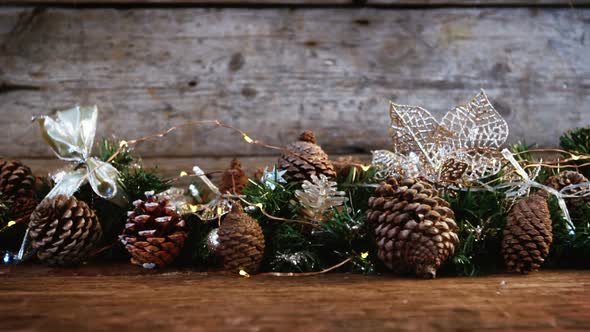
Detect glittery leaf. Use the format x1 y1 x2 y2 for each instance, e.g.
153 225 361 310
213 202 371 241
377 90 509 183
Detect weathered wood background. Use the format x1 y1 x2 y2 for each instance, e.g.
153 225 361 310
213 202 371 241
1 4 589 331
0 1 589 173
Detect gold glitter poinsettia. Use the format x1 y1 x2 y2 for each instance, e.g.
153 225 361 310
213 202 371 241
373 90 509 183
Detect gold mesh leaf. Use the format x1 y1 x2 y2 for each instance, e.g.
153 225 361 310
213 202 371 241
389 104 440 167
439 90 508 150
376 90 509 184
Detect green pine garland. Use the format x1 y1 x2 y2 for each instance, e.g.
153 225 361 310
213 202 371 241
560 126 590 178
2 128 590 277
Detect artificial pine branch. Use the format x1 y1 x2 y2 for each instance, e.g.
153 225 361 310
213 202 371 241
560 126 590 155
337 166 378 212
98 137 134 171
118 167 169 202
546 197 590 268
442 190 507 276
311 205 377 274
559 127 590 178
242 179 312 272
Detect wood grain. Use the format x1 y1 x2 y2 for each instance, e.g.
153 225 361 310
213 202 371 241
0 265 589 331
0 8 589 159
1 0 589 5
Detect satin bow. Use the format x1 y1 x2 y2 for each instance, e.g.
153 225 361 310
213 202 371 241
34 105 119 200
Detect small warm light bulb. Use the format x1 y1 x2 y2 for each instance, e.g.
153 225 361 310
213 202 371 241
242 135 254 144
239 270 250 278
360 252 369 259
7 221 16 227
179 171 188 177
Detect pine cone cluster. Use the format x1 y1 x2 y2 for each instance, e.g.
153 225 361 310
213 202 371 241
545 170 590 208
29 195 102 266
120 192 188 268
367 176 459 278
0 160 36 199
218 158 249 195
502 191 552 274
278 130 336 182
217 204 265 273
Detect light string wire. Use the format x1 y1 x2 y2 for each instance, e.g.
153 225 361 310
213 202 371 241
20 114 590 269
256 257 352 277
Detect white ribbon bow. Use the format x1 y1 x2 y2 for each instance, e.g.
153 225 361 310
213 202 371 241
34 105 119 200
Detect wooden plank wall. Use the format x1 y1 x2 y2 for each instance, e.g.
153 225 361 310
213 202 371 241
0 1 589 175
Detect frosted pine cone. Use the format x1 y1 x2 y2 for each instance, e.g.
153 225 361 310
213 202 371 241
120 192 188 268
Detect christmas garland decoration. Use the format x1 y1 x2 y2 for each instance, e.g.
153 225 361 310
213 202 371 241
1 90 590 278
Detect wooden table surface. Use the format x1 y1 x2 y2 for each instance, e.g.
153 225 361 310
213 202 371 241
0 265 588 331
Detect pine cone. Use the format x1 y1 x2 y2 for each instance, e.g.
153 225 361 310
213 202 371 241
502 191 552 274
333 156 365 179
278 130 336 182
9 196 38 224
545 171 590 208
218 158 249 195
367 176 459 278
120 192 187 268
217 204 265 273
29 195 102 266
0 160 36 199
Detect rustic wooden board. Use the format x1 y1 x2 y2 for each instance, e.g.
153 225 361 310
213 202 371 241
1 1 588 5
0 265 589 331
0 8 589 159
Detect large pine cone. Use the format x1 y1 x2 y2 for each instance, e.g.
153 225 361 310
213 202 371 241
218 158 249 195
545 171 590 208
120 192 187 268
502 191 552 274
367 176 459 278
278 130 336 182
29 195 102 266
0 160 36 199
217 204 265 273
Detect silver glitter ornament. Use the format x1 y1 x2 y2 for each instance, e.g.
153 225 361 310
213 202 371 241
206 228 221 255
